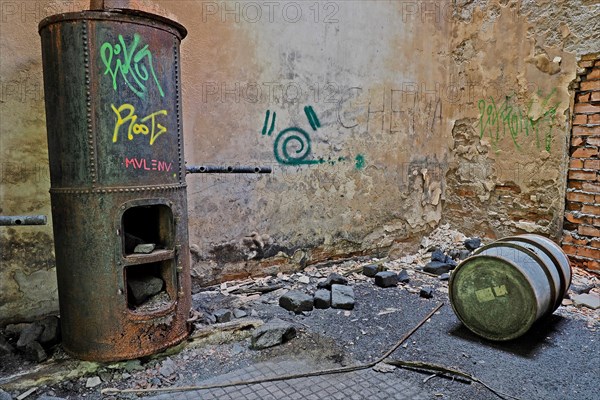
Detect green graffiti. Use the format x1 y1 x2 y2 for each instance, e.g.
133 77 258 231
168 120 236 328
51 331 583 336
355 154 366 170
100 33 165 99
477 89 558 152
304 105 321 131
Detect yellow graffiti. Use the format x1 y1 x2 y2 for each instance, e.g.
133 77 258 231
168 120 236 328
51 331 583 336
111 103 167 145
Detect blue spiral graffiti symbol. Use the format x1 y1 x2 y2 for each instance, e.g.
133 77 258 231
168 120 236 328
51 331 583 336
273 127 322 165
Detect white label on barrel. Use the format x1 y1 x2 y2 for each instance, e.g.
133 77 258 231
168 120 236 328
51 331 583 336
475 285 508 303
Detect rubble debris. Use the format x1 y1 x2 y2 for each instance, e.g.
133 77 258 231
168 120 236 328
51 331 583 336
213 309 233 323
572 293 600 310
331 284 355 310
159 358 176 378
420 287 434 299
233 308 248 318
464 238 482 251
23 341 47 363
0 334 15 355
39 316 60 346
279 291 314 313
317 273 348 289
423 261 452 276
127 276 164 305
133 243 156 254
250 318 296 350
85 376 101 388
398 270 410 284
374 271 398 288
314 289 332 309
16 324 43 349
362 264 379 277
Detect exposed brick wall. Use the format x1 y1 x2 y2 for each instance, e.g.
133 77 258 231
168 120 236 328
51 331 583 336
563 54 600 272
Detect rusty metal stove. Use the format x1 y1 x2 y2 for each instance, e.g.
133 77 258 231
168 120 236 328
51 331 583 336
39 8 191 361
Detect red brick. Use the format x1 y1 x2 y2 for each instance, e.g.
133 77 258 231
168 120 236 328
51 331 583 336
592 91 600 102
563 232 589 246
596 60 600 67
565 212 587 224
590 239 600 248
576 246 600 259
582 204 600 215
577 93 591 103
588 69 600 80
585 159 600 169
582 182 600 192
582 259 600 272
570 159 584 169
579 60 594 68
567 191 595 203
573 114 588 125
578 225 600 237
590 114 600 124
571 147 598 158
586 137 600 146
562 244 579 256
567 202 582 212
582 81 600 91
572 126 600 136
575 103 600 114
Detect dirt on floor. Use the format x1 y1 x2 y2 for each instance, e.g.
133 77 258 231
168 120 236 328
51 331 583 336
1 226 599 400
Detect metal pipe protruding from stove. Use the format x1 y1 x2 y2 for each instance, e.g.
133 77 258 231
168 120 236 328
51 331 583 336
0 215 48 226
186 165 272 174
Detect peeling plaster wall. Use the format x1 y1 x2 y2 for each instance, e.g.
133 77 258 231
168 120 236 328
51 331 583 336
0 0 599 322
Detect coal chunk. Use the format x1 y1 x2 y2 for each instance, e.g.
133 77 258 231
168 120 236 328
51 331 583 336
423 261 452 275
213 309 233 323
362 264 379 277
374 271 398 288
431 249 446 262
279 291 314 313
464 237 482 251
420 287 434 299
331 284 355 310
397 269 410 283
317 273 348 289
314 289 331 309
251 318 296 350
127 275 164 305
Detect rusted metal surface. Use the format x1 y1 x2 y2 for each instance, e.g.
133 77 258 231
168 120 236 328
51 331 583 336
186 165 272 174
0 215 47 226
39 10 190 362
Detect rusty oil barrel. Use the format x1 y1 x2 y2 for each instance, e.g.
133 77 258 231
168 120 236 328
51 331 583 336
449 234 571 341
39 9 190 361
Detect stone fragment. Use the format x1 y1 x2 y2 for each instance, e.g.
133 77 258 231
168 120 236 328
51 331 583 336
420 287 434 299
397 269 410 284
569 283 594 295
159 358 176 377
297 275 310 284
4 323 29 337
317 273 348 289
127 275 164 305
445 258 458 268
0 390 11 400
39 316 61 346
213 309 233 323
572 293 600 310
23 341 47 362
16 323 43 349
458 250 471 260
0 335 15 355
134 243 156 254
279 291 314 313
431 249 446 262
362 264 379 277
85 376 102 388
464 238 482 251
439 273 450 281
448 249 460 260
36 396 67 400
423 261 452 275
233 308 248 319
374 271 398 288
314 289 331 309
331 284 355 310
250 318 296 350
